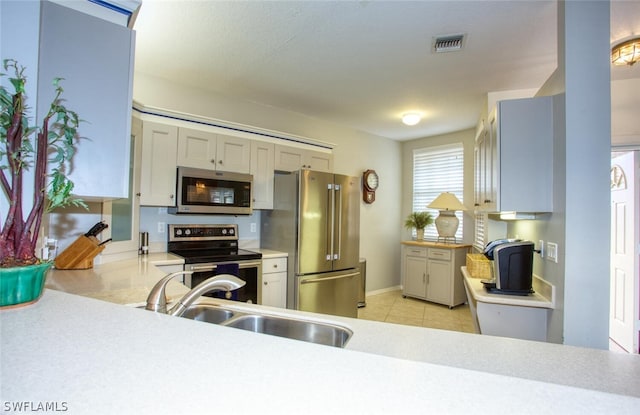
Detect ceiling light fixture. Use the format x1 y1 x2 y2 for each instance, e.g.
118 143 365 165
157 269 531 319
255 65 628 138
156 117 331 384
402 113 421 126
611 37 640 66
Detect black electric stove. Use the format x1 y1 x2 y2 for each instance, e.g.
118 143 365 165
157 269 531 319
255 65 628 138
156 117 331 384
167 224 262 264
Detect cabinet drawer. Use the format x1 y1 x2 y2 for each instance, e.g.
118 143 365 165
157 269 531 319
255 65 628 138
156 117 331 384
262 257 287 274
428 249 451 261
404 247 427 258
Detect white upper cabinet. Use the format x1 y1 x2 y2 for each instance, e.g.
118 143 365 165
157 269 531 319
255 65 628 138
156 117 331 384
177 129 250 174
474 96 553 213
216 134 251 174
250 141 274 210
176 128 218 170
139 122 178 206
38 1 135 199
274 145 333 172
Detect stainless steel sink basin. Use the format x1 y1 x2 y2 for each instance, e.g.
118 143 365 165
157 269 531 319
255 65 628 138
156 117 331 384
221 314 352 348
181 304 235 324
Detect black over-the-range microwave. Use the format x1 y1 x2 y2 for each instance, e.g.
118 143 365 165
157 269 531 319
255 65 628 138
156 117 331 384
168 166 253 215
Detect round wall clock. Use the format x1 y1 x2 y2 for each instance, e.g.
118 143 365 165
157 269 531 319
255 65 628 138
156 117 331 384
362 169 379 204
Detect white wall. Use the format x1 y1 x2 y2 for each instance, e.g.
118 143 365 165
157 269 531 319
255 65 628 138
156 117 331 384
400 129 476 245
133 72 403 292
612 78 640 147
511 2 612 348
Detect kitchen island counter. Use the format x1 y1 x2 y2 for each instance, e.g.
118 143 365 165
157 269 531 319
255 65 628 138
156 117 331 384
2 289 639 414
13 255 640 411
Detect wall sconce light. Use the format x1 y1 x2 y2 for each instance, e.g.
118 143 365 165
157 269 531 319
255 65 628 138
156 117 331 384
427 192 466 243
402 113 422 126
611 37 640 66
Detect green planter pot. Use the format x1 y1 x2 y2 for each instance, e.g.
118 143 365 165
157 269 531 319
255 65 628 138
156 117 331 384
0 262 52 308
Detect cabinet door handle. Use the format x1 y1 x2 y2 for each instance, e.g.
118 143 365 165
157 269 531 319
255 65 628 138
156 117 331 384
219 160 223 165
423 273 426 283
211 159 216 164
264 281 268 285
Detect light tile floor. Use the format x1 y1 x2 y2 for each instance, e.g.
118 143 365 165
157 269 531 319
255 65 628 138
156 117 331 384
357 289 476 333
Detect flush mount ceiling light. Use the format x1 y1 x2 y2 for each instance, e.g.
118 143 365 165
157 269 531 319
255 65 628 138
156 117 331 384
611 37 640 66
402 113 422 126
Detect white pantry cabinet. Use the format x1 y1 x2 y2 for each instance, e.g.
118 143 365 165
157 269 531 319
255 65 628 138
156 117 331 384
38 1 135 199
250 141 275 210
261 256 287 308
139 122 178 206
474 96 553 212
274 145 333 172
401 243 470 308
177 128 251 174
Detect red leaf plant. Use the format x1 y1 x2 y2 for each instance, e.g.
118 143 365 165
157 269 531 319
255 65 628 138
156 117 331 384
0 59 85 268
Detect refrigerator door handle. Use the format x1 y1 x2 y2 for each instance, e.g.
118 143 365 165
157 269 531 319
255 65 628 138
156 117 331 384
326 183 334 261
334 184 342 260
300 271 359 284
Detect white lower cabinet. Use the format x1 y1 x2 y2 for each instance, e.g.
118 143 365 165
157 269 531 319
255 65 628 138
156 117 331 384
401 243 470 308
261 256 287 308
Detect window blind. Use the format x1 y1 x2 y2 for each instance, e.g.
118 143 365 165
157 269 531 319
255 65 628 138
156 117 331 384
474 211 486 252
412 143 464 241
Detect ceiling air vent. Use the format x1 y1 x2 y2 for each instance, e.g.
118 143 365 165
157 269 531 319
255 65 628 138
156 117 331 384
433 34 465 53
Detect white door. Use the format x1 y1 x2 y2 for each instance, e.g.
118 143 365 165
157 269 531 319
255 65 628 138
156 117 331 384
610 151 639 353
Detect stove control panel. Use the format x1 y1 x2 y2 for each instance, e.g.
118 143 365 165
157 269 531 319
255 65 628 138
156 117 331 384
169 224 238 241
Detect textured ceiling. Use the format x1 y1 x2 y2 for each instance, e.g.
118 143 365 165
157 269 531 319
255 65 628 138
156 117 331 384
133 0 640 141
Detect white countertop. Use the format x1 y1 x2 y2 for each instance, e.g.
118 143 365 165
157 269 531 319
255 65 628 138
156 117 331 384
2 290 640 414
46 253 188 305
462 266 555 308
3 254 638 413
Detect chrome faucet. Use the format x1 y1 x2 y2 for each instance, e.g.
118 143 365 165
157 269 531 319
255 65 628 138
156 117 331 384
146 271 246 317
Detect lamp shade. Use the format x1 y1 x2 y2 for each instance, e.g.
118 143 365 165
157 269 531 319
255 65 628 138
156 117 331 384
427 192 466 211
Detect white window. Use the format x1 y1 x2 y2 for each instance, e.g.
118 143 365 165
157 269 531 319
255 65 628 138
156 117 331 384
473 211 487 252
412 143 464 241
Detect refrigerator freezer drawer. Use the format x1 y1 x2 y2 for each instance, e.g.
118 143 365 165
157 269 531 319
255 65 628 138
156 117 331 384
296 270 360 318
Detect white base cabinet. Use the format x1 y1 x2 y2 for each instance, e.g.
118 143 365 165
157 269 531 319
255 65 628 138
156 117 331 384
401 243 470 308
261 256 287 308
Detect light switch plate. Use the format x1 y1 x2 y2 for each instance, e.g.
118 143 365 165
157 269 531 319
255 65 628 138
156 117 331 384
546 242 558 263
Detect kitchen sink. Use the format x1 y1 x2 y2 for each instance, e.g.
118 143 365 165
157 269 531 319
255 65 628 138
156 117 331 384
180 304 235 324
221 314 352 348
171 303 352 348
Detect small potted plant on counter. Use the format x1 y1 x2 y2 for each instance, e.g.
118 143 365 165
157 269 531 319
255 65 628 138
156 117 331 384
0 59 86 308
404 211 434 241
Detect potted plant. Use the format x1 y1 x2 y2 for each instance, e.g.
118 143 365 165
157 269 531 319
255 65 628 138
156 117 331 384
0 59 85 308
404 211 434 241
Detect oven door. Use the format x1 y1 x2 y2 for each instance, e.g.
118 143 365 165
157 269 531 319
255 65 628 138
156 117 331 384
185 260 262 304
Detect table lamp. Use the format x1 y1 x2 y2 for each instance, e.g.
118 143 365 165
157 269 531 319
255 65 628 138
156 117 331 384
427 192 466 242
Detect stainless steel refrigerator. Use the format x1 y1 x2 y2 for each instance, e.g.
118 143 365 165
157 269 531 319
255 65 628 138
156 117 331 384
261 170 361 318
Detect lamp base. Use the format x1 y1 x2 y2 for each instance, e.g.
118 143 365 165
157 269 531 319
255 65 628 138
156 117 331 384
435 210 459 239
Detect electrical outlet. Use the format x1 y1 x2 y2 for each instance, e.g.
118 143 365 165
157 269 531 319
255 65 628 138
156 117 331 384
546 242 558 263
250 223 256 233
158 222 165 233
